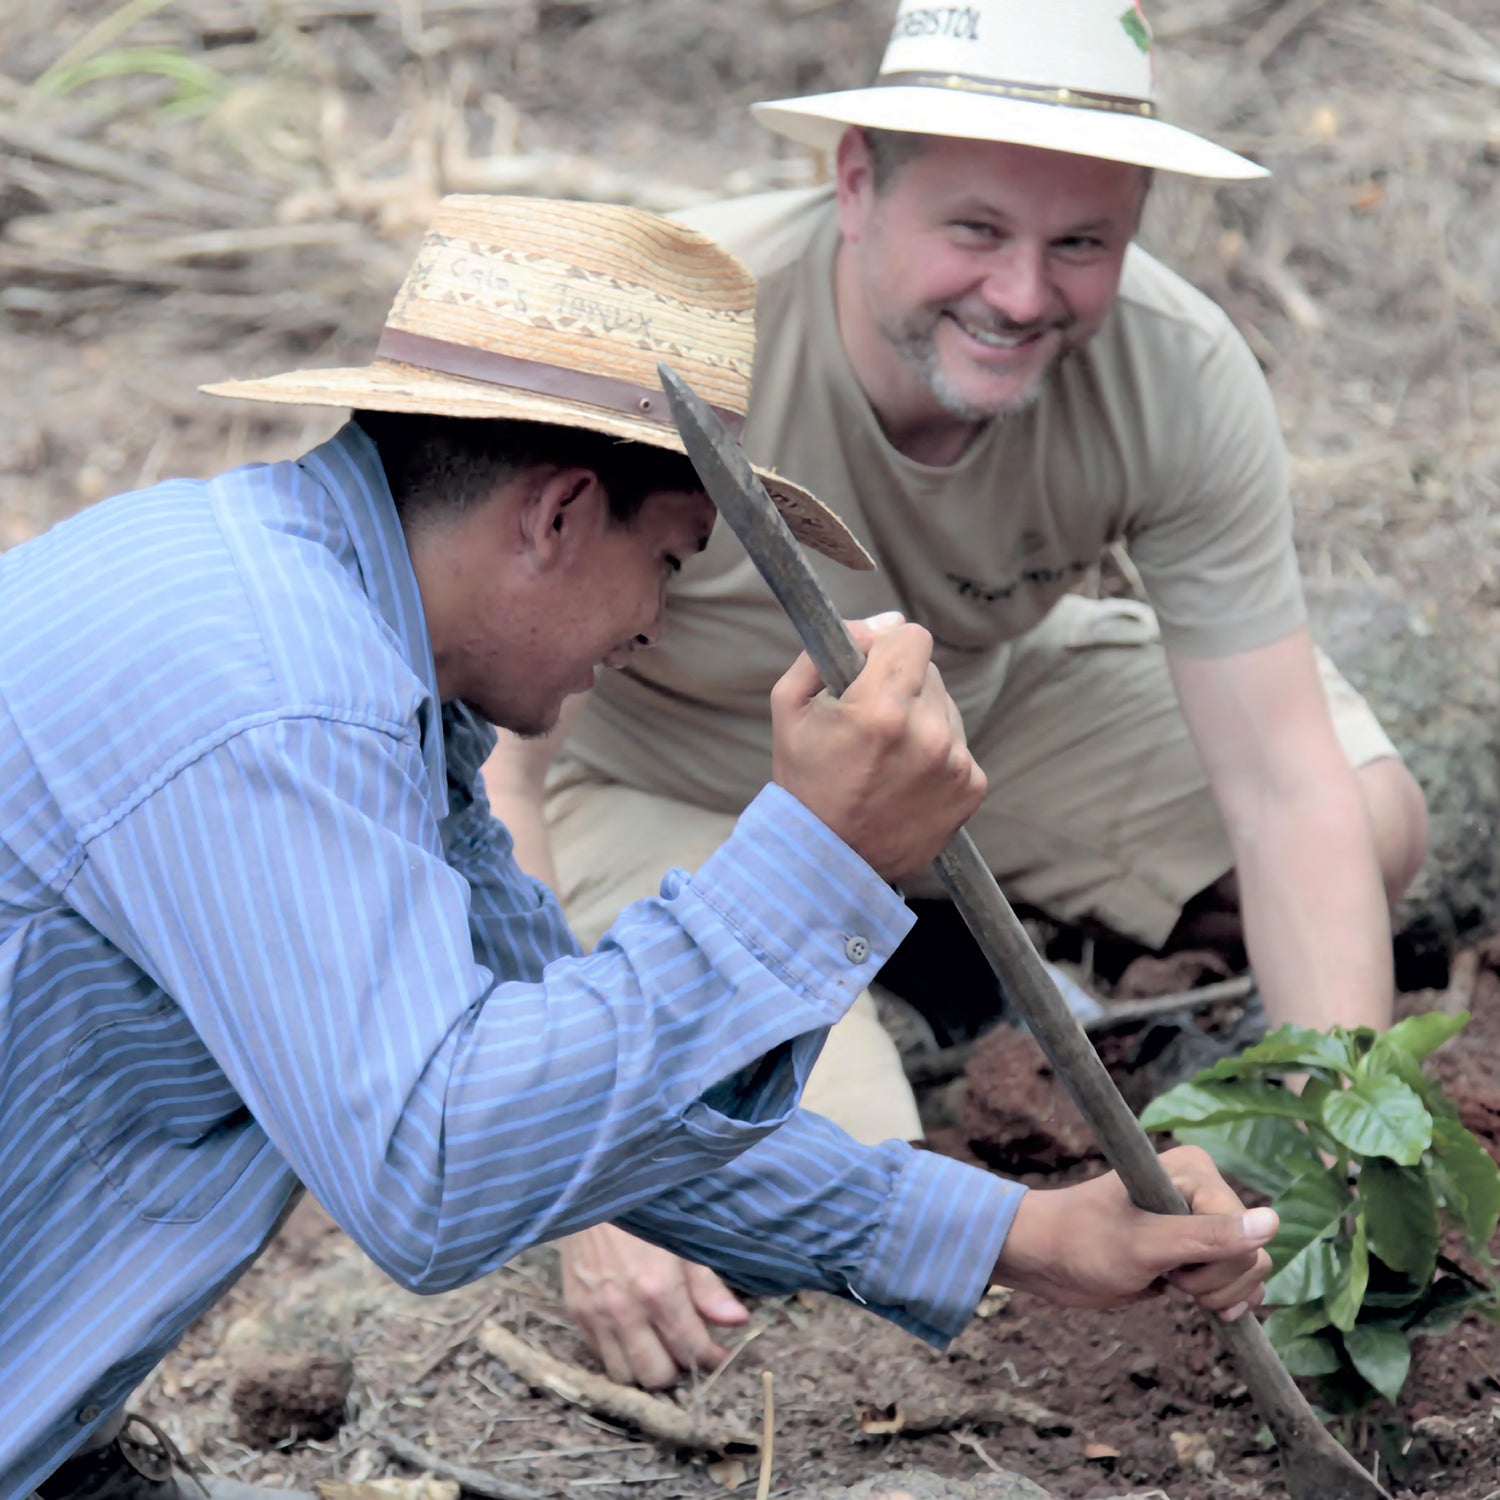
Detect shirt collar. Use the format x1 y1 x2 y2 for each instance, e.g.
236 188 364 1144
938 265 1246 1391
295 422 448 816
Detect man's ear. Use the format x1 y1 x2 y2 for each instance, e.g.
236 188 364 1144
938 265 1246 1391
521 466 606 571
835 126 876 240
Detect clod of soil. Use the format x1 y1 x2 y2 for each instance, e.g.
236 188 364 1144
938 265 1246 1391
1114 948 1233 999
229 1347 354 1448
960 1028 1098 1175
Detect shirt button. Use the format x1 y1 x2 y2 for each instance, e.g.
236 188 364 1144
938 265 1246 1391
78 1405 101 1424
844 934 870 964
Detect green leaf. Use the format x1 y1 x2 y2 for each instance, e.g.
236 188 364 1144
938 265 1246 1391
1362 1286 1427 1310
1277 1333 1344 1377
1269 1168 1353 1274
1343 1322 1412 1406
1173 1117 1323 1198
1191 1024 1355 1084
1429 1115 1500 1255
1370 1010 1469 1068
1320 1075 1432 1164
1327 1211 1370 1332
1265 1302 1331 1344
1141 1079 1313 1133
1356 1044 1428 1101
1361 1159 1440 1281
1360 1256 1427 1313
1267 1236 1346 1305
1405 1272 1500 1337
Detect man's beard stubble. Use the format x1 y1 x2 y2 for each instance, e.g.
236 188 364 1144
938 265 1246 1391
884 305 1074 424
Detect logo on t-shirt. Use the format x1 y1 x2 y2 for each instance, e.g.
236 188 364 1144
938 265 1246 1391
946 558 1093 605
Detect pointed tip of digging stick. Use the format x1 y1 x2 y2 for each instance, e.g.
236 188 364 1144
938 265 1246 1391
1284 1433 1394 1500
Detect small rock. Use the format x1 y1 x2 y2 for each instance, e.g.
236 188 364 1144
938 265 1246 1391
1127 1356 1159 1389
1169 1429 1215 1474
975 1284 1013 1319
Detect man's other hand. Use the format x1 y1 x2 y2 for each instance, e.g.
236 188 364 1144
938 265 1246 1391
994 1145 1278 1320
558 1223 749 1389
771 615 987 880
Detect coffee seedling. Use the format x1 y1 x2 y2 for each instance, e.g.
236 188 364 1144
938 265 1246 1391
1142 1012 1500 1417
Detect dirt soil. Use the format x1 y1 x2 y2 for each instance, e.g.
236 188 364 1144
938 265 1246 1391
5 2 1500 1499
130 981 1500 1500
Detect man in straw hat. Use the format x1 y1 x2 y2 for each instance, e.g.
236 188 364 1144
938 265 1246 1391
2 193 1277 1499
486 0 1427 1389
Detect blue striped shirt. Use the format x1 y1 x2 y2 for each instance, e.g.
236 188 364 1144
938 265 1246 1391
0 423 1024 1494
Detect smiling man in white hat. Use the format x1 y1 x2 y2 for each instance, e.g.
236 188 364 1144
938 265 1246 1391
1 193 1282 1500
485 0 1428 1390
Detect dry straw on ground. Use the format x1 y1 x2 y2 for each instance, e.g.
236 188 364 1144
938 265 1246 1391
2 0 1497 591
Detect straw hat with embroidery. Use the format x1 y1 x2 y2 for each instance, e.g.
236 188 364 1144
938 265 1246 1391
203 195 871 570
754 0 1266 181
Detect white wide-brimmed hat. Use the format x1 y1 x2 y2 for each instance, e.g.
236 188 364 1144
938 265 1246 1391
203 195 871 569
753 0 1266 180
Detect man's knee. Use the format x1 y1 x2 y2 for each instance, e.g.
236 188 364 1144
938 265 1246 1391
1356 756 1428 904
545 769 740 951
801 991 922 1145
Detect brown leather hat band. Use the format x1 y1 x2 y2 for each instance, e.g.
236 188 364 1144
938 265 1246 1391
876 69 1157 119
376 327 746 439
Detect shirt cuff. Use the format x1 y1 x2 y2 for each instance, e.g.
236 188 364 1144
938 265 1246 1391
857 1149 1029 1345
675 783 915 1021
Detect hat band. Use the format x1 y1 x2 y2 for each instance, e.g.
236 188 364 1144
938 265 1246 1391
376 328 746 438
876 69 1157 119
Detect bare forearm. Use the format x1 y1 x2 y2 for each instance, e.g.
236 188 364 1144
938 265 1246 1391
1230 779 1392 1032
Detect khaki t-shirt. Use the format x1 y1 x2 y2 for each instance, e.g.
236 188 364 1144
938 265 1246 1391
568 187 1305 812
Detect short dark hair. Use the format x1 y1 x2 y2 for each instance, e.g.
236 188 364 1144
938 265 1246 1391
864 126 1157 220
863 127 931 192
353 410 703 527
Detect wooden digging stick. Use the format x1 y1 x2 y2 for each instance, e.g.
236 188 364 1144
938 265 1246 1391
657 363 1391 1500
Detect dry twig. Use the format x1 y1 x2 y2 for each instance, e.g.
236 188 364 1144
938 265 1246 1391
857 1388 1070 1438
902 975 1257 1088
0 114 247 217
951 1429 1008 1474
1152 0 1274 41
1243 0 1333 65
1088 974 1257 1030
754 1371 774 1500
476 1321 760 1456
375 1428 545 1500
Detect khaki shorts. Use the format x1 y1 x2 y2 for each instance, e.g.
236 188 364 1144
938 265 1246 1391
545 596 1397 1144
